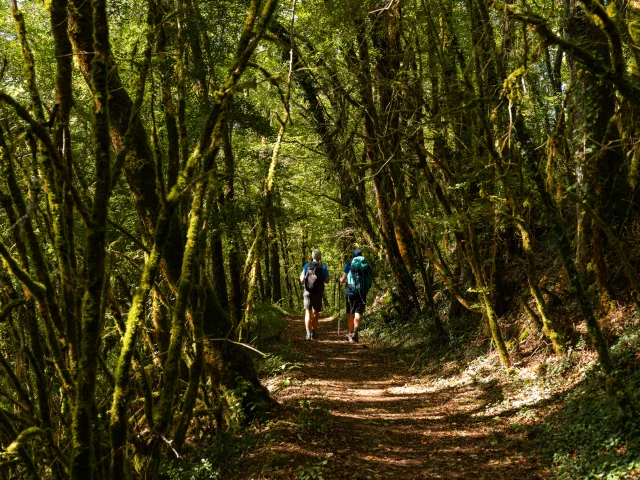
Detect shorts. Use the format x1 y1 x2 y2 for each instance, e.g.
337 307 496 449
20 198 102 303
303 291 323 312
346 294 366 315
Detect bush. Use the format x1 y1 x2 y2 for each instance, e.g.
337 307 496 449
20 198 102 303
158 431 256 480
532 328 640 479
295 398 330 434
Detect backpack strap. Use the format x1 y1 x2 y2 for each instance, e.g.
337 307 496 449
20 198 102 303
305 260 314 274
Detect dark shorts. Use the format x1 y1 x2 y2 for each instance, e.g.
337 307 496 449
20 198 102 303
346 294 366 315
304 291 323 312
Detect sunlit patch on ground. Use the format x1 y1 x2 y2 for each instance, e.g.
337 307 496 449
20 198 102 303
232 314 545 479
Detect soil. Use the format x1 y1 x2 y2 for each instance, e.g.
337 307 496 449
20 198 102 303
233 314 547 479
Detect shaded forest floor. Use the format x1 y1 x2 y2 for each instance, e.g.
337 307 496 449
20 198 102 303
231 314 547 479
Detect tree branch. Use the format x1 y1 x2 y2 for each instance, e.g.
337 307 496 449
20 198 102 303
489 1 640 103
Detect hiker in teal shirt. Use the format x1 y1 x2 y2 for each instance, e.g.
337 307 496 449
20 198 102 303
339 249 372 343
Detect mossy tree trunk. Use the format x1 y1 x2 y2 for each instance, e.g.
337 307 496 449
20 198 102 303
513 217 566 355
71 0 113 476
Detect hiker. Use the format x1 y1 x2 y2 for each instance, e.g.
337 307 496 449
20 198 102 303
300 249 330 341
339 249 373 343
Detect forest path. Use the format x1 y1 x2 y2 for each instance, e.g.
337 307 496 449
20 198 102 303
236 314 545 479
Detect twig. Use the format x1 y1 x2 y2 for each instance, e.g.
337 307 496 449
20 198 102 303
369 0 398 15
207 338 267 356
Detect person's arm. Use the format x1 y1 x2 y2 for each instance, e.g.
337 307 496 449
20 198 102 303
339 263 349 284
299 265 307 285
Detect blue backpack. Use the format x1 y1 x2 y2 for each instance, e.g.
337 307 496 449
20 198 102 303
346 256 373 295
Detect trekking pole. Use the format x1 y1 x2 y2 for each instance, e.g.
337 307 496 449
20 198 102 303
338 277 341 337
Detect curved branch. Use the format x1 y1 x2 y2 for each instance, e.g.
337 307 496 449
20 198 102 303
247 62 289 117
490 1 640 103
0 92 91 226
579 0 625 79
0 299 26 323
0 242 46 297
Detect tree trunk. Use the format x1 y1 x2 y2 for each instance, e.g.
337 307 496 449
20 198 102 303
268 209 282 304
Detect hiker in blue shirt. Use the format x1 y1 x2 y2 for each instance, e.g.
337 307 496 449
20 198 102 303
299 249 330 341
339 249 372 343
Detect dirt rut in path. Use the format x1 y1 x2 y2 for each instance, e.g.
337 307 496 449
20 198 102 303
236 315 545 479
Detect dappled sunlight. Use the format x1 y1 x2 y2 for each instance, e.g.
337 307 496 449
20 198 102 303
236 315 544 479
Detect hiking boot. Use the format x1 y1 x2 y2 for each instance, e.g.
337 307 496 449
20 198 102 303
348 332 354 343
305 332 312 341
352 331 359 343
311 331 318 340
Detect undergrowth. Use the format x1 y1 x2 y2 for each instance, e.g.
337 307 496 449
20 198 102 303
253 303 289 346
256 303 312 364
158 430 257 480
530 324 640 479
364 301 640 479
160 303 294 479
363 300 484 374
295 398 330 434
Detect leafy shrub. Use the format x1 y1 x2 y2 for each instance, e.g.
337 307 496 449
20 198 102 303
258 353 300 393
295 398 330 434
258 353 299 377
251 303 288 343
159 458 222 480
532 329 640 479
225 377 268 428
296 459 329 480
158 431 256 480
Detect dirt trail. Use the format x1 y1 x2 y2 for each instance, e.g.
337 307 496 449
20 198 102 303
236 315 545 479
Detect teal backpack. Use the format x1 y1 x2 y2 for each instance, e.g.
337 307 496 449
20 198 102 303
347 256 373 295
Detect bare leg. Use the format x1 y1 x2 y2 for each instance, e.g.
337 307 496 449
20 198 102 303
347 313 355 332
305 309 312 331
312 310 320 332
354 312 361 330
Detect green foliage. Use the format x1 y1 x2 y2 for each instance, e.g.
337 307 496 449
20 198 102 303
225 377 268 429
252 303 288 343
158 431 257 480
364 305 466 371
2 0 640 475
530 329 640 478
296 459 329 480
537 395 640 479
257 352 296 376
159 458 222 480
257 353 300 393
295 398 330 434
